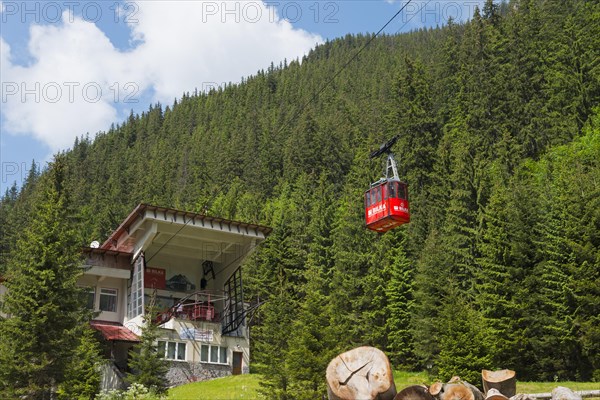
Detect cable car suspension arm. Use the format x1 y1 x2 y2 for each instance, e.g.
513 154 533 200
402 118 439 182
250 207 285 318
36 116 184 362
370 135 400 182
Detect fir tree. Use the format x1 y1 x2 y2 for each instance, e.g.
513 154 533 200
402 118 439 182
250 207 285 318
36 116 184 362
0 155 86 399
57 324 103 400
126 310 169 395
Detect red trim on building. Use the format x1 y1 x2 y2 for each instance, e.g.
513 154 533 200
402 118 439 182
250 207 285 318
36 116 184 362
90 320 139 342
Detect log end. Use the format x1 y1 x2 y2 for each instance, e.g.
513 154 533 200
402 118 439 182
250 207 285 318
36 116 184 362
482 369 517 398
395 385 436 400
326 346 396 400
482 370 516 383
430 382 443 396
486 388 510 400
443 383 475 400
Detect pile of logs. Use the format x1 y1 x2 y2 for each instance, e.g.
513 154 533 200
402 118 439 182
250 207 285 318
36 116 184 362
325 347 600 400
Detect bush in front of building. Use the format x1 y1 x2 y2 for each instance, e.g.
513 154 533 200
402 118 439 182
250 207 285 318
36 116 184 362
97 383 165 400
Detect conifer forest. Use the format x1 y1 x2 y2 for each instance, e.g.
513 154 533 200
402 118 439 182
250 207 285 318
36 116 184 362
1 0 599 397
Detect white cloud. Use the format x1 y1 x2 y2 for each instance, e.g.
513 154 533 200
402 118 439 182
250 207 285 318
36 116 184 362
0 2 322 152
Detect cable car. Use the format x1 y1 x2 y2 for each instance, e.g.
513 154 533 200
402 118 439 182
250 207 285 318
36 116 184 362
365 136 410 233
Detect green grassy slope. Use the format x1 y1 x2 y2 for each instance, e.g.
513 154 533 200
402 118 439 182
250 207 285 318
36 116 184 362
168 374 261 400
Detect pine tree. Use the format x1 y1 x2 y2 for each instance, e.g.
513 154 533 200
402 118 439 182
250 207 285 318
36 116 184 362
383 230 416 368
285 174 337 399
0 155 87 399
0 183 19 275
328 150 378 347
126 311 169 395
436 287 491 383
474 174 530 372
57 324 103 400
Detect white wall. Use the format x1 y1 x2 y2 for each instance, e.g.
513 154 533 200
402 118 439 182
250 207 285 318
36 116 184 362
78 275 128 323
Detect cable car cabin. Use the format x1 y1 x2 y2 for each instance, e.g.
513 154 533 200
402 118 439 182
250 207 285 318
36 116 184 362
365 179 410 233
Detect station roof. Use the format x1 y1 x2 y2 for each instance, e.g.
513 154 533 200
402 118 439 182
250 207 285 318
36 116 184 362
100 203 272 261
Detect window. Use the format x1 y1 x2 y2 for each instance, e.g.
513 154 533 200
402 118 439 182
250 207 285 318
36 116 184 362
86 287 95 309
210 346 219 363
201 345 208 362
128 256 144 318
389 182 396 199
200 344 228 364
157 341 186 361
220 346 228 364
398 183 407 200
99 288 117 312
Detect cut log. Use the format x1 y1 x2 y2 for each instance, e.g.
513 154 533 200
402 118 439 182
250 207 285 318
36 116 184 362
464 381 486 400
326 346 396 400
394 385 435 400
430 382 443 396
551 387 582 400
443 383 484 400
430 379 484 400
482 369 516 398
486 388 509 400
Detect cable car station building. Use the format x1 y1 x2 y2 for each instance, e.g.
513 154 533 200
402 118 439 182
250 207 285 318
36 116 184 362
80 203 271 387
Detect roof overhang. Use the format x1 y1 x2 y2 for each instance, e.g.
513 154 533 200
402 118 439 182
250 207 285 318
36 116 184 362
91 320 139 342
100 204 272 263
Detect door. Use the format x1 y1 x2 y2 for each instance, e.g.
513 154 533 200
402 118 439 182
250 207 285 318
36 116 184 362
232 351 243 375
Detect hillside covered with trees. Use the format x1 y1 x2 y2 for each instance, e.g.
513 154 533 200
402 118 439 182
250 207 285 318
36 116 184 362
1 0 599 397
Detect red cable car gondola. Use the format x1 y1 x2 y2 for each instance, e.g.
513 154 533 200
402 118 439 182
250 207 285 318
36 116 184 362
365 136 410 233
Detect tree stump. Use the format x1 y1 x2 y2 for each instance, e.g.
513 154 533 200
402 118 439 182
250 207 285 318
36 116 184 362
482 370 516 398
326 346 396 400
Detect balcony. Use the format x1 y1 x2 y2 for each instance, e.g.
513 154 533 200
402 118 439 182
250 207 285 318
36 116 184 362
152 290 230 326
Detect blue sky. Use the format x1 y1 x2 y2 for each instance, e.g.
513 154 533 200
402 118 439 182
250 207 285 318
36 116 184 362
0 0 483 192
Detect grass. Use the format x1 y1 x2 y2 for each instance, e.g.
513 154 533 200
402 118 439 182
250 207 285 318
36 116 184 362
167 372 599 400
168 374 262 400
393 370 431 387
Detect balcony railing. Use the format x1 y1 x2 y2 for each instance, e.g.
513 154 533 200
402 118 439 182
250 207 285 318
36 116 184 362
153 290 228 325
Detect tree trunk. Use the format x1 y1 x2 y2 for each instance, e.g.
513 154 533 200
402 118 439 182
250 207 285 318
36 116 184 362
326 346 396 400
482 369 516 398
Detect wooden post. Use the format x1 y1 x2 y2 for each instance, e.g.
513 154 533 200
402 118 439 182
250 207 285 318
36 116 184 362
326 346 396 400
